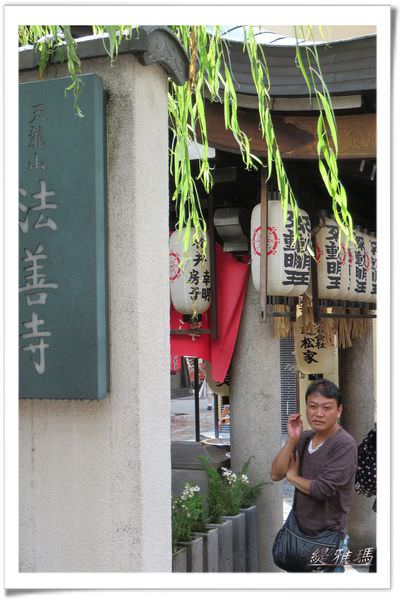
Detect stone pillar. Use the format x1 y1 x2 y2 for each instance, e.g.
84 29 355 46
230 282 282 572
19 55 172 572
339 321 376 553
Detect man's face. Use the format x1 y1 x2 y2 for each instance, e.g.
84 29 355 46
306 392 342 434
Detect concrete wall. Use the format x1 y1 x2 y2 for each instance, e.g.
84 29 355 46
339 321 376 553
230 282 282 572
19 55 172 571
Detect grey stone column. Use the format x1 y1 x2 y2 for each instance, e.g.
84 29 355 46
230 282 282 572
19 55 172 572
339 321 376 553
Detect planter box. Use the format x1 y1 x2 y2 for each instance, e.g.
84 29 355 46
224 513 246 572
207 519 233 572
179 535 203 572
240 505 258 572
172 545 187 572
195 527 219 572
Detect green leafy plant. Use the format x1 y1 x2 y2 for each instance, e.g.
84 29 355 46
198 455 267 520
237 457 268 508
197 455 227 523
293 25 355 246
18 24 354 256
172 482 207 552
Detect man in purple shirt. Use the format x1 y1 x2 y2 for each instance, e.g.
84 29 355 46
271 379 358 571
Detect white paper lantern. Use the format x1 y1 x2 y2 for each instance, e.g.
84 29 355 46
341 240 357 301
169 229 211 315
352 229 370 302
294 317 335 375
367 234 377 304
315 217 349 300
251 200 312 296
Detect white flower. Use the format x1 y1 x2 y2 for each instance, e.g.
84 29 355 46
241 474 249 484
221 467 232 478
180 483 201 501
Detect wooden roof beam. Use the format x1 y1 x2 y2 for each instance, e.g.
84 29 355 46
204 102 376 160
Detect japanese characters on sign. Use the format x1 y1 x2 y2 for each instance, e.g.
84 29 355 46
20 104 58 376
294 317 335 375
19 75 108 399
169 229 211 316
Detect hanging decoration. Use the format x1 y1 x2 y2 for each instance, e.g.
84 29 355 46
272 306 292 338
169 229 211 317
365 232 377 305
353 228 370 303
313 217 349 300
250 199 312 296
294 316 335 375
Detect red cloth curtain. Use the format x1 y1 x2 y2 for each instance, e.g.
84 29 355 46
170 243 249 382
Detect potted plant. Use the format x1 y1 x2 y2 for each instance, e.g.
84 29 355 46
219 465 248 572
197 456 234 572
199 455 267 572
237 457 267 572
172 482 205 572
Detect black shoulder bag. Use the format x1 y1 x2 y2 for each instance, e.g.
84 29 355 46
272 435 341 572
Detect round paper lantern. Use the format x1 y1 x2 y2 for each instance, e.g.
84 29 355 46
367 233 377 304
169 229 211 316
352 228 370 302
315 217 349 300
251 199 312 296
294 317 335 375
342 240 357 301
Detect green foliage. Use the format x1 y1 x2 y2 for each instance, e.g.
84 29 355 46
244 26 311 251
293 26 355 245
18 24 355 255
197 455 227 523
19 25 85 117
237 457 268 508
198 455 267 520
172 482 207 552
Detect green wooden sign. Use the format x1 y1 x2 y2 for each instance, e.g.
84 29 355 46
19 74 108 399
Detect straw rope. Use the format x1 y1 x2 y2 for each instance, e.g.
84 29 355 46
273 305 291 338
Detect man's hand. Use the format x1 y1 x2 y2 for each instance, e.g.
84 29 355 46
286 450 300 483
287 413 303 443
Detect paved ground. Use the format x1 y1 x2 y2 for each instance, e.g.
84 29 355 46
171 394 216 441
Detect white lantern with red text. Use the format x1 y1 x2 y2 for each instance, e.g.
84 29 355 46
251 199 312 296
169 229 211 316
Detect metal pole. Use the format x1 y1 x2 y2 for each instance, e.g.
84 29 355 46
260 167 268 321
311 231 320 325
194 358 200 442
208 191 218 340
213 393 219 439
